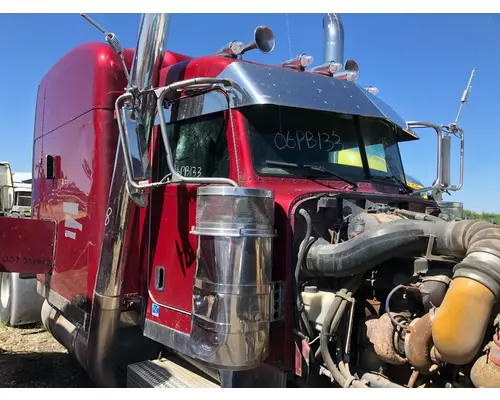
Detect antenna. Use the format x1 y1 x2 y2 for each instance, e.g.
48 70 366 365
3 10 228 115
285 14 293 59
80 13 130 83
453 67 476 128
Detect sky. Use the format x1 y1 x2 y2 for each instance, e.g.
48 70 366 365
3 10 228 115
0 13 498 212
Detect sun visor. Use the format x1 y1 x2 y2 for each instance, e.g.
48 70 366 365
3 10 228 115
166 60 421 143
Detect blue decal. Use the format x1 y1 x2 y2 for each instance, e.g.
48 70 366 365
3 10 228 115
152 303 160 317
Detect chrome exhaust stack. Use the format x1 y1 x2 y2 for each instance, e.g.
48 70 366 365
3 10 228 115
311 13 344 77
86 13 171 388
311 13 359 82
44 13 172 388
323 13 344 67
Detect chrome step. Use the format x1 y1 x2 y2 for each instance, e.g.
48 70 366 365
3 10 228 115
127 357 220 388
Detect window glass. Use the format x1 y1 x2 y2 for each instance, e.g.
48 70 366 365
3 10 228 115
242 105 405 183
159 111 230 179
16 192 31 207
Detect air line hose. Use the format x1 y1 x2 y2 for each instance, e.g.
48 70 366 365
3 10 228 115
319 276 368 388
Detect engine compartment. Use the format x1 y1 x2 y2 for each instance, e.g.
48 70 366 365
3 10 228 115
291 194 500 388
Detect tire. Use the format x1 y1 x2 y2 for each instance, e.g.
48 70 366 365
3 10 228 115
0 273 12 325
0 273 44 326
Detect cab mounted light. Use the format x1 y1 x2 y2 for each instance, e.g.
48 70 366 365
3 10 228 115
310 60 343 76
364 86 379 95
280 53 314 71
311 59 359 82
333 59 359 82
216 40 245 58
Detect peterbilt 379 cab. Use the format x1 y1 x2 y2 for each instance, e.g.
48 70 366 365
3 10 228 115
2 13 498 389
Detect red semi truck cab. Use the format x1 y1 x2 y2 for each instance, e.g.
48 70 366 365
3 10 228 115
28 38 434 374
0 14 478 389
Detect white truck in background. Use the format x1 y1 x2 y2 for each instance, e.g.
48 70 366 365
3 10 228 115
11 172 33 217
0 161 43 326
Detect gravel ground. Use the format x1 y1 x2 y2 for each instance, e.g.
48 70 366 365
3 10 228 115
0 322 95 388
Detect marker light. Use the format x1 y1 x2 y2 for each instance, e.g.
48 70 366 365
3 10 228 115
346 70 359 82
311 60 343 76
336 59 359 82
299 54 314 68
280 53 314 70
230 41 245 55
333 70 359 82
216 40 245 58
328 61 343 74
365 86 379 95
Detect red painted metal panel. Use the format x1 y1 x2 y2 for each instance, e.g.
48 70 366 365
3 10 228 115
0 218 56 274
32 40 129 304
145 307 192 333
41 42 131 136
148 184 199 315
35 110 111 303
183 55 235 79
33 82 46 140
32 43 195 307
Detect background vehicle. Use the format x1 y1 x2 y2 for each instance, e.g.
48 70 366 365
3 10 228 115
1 13 497 389
11 172 32 217
0 161 13 217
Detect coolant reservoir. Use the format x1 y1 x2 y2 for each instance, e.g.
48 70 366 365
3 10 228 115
302 286 337 331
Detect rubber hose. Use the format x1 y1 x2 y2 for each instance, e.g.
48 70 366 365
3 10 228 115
304 220 431 277
320 277 366 388
295 208 315 340
395 209 442 222
331 297 368 387
320 289 348 386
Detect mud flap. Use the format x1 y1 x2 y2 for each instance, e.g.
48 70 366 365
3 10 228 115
0 217 56 274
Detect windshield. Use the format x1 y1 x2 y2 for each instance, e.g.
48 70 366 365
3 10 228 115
242 105 406 184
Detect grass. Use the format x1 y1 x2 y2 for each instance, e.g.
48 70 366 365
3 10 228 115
0 323 95 387
463 209 500 225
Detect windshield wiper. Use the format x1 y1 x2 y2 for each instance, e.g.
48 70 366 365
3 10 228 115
264 160 358 189
372 175 413 194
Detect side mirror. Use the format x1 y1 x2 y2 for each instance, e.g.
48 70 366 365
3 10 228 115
0 162 14 213
121 105 150 182
114 104 151 208
405 121 464 199
439 134 451 187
